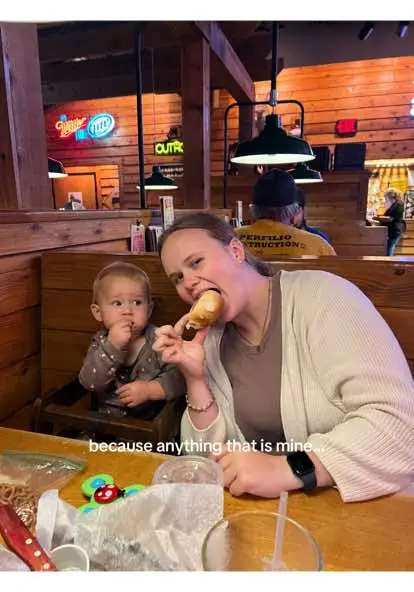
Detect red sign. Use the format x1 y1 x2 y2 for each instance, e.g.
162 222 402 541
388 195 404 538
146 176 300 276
55 116 87 138
335 119 358 137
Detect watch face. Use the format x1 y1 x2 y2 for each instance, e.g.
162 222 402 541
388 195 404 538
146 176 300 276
289 452 314 474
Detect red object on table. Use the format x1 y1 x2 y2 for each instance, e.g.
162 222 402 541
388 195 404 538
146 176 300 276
0 503 58 571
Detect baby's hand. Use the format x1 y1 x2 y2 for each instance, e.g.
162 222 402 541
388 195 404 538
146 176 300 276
107 320 132 349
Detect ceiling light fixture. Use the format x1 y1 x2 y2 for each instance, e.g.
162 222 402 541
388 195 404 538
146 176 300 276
358 23 375 41
222 22 315 206
48 157 67 178
137 166 178 191
397 22 409 38
288 162 323 184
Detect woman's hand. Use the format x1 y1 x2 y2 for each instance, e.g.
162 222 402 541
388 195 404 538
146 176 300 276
153 314 210 381
211 446 301 498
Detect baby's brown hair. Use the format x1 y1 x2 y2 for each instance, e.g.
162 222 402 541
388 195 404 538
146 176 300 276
92 261 152 304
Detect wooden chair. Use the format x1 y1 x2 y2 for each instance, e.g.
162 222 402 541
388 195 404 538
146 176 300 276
31 377 186 445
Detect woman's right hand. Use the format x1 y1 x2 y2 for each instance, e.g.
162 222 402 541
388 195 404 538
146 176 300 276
152 314 210 381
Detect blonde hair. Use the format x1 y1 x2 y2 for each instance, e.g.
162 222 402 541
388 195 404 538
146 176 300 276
384 188 404 204
92 261 152 304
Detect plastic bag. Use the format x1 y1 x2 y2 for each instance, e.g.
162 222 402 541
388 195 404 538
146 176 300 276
0 451 86 529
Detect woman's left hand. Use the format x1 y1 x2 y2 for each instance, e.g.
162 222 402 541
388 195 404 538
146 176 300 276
210 446 301 498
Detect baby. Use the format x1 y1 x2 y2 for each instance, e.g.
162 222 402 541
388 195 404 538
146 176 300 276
79 261 186 416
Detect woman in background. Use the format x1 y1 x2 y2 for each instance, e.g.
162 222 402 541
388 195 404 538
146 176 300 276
374 188 406 255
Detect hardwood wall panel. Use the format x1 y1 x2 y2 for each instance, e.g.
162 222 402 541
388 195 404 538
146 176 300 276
44 57 413 208
395 220 414 256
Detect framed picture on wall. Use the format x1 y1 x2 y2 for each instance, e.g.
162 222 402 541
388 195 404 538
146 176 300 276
404 189 414 219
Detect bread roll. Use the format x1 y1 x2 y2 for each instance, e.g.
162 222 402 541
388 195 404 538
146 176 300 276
186 290 224 330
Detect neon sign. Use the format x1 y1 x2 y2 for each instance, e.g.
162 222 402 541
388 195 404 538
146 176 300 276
55 113 115 141
55 116 87 138
410 98 414 117
154 140 184 156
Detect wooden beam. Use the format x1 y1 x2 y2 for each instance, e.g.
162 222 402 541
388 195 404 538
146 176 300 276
38 22 179 64
0 23 52 209
192 21 255 103
41 48 181 84
42 72 181 104
181 37 211 209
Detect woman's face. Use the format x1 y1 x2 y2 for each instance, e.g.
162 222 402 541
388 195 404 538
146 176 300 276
384 195 394 209
161 228 248 323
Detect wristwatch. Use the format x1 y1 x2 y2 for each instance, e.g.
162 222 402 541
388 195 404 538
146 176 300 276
286 451 317 492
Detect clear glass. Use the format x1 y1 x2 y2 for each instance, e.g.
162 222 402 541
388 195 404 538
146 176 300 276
152 455 224 486
202 510 323 571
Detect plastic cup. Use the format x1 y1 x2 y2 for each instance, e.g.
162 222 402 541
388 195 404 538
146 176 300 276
49 544 90 572
152 455 224 486
202 510 323 571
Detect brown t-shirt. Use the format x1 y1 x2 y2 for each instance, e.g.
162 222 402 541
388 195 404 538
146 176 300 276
220 272 284 450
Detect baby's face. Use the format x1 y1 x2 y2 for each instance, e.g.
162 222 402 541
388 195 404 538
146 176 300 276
93 275 152 336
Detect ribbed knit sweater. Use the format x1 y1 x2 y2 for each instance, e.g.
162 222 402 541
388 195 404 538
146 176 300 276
181 270 414 502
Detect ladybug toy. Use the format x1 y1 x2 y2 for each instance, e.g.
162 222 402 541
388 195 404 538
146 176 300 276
79 473 145 513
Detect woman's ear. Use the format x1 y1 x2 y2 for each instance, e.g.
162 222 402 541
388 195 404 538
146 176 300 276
90 303 102 322
229 237 246 264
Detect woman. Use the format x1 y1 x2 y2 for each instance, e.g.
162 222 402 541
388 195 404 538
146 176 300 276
373 188 406 255
153 213 414 502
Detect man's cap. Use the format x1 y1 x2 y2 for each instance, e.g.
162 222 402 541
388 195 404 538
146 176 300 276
252 169 299 207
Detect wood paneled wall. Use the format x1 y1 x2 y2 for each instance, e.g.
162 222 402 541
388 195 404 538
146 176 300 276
0 210 150 421
396 220 414 255
215 56 414 172
45 56 413 208
64 165 120 209
45 96 185 208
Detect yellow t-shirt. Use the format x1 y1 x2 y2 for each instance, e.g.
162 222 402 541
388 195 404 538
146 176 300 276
236 219 336 257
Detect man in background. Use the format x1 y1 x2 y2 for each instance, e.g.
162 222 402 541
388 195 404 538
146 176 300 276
295 187 332 244
236 169 336 257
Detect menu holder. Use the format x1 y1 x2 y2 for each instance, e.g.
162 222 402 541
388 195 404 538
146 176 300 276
160 196 175 230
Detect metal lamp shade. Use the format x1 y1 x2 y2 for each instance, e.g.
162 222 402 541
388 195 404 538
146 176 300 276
231 114 315 166
141 166 178 190
289 163 323 184
48 157 67 178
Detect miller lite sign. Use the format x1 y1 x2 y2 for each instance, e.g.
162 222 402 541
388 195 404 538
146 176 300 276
55 112 115 141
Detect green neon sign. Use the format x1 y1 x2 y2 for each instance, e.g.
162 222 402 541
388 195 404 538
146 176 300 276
154 139 184 156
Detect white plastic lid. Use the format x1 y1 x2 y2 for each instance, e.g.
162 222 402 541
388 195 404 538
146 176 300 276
152 455 224 486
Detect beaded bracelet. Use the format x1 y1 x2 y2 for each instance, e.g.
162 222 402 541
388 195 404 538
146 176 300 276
185 396 215 412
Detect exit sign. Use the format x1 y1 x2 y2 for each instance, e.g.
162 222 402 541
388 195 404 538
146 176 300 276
335 119 358 137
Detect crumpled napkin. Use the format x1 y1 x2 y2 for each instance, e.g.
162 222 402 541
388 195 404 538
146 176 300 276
1 483 223 571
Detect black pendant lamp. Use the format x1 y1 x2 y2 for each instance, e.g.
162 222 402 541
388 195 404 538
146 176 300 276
48 157 67 178
232 113 315 165
288 162 323 184
230 23 315 167
141 165 178 191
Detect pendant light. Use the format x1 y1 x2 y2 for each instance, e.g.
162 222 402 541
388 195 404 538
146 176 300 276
48 157 67 178
288 162 323 184
230 23 315 166
140 48 178 192
142 165 179 190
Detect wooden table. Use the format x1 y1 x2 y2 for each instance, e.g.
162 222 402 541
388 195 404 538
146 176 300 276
1 427 414 571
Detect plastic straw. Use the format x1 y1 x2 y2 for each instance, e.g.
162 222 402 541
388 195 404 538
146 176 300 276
271 490 288 569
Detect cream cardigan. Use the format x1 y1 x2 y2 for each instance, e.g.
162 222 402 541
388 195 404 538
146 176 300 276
181 270 414 502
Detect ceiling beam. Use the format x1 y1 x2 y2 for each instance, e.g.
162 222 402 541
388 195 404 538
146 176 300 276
37 22 179 64
42 72 181 105
191 21 255 103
